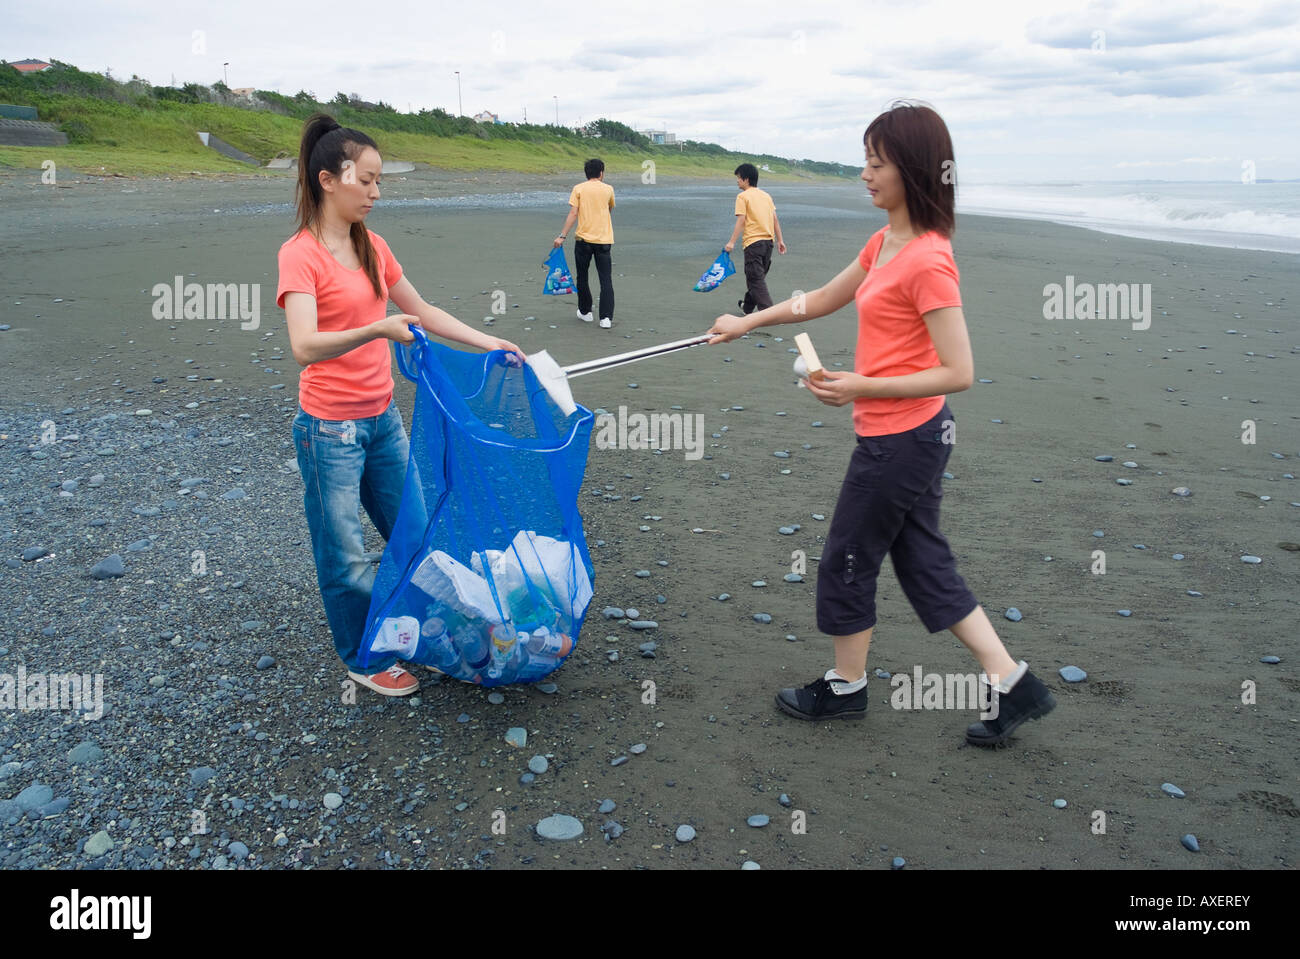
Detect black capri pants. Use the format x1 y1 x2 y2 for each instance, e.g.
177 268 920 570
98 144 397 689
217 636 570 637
816 402 979 636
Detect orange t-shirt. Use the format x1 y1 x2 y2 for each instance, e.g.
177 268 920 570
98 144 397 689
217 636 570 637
276 229 404 421
852 227 962 437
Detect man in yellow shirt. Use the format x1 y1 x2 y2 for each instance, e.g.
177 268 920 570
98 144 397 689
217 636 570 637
724 163 786 314
554 158 616 328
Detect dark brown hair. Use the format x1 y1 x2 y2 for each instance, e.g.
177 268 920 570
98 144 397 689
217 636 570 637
864 101 956 237
294 113 384 298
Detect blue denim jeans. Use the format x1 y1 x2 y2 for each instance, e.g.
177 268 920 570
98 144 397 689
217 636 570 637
293 401 409 673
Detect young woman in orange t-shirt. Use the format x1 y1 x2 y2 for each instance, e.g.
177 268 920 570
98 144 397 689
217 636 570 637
709 102 1055 746
277 114 523 698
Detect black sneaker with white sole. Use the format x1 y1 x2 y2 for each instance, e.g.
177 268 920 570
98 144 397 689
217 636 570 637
775 673 867 721
965 670 1055 747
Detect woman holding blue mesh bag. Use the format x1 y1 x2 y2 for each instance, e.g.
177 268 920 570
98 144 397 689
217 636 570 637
277 113 524 698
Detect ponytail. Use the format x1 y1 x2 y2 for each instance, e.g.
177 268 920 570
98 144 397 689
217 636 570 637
293 113 385 299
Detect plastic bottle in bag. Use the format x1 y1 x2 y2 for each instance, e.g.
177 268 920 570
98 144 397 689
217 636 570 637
515 626 574 681
486 623 520 683
453 624 492 681
415 612 462 673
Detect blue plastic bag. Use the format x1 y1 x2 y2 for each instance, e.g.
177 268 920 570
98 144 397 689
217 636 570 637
542 247 576 295
357 327 596 686
693 249 736 292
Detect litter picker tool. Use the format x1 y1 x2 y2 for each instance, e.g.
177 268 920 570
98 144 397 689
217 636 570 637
527 334 713 417
792 331 826 384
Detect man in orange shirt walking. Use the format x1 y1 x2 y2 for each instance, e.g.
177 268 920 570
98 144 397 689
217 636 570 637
725 163 787 315
554 158 616 328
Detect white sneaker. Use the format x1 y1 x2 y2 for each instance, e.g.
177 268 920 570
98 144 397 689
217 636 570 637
577 310 594 323
599 317 612 329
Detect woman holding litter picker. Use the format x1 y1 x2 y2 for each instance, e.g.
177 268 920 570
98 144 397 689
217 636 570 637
277 114 523 698
707 101 1054 746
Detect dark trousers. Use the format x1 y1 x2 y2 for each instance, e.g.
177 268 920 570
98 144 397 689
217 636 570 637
575 238 614 320
741 239 774 313
816 403 979 636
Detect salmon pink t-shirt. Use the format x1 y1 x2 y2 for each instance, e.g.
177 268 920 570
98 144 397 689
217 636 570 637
852 227 962 436
276 229 403 421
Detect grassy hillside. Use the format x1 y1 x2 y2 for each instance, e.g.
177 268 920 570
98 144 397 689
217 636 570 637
0 61 859 181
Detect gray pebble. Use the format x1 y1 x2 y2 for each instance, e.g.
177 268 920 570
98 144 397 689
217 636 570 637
778 793 792 807
610 756 628 767
538 682 558 694
753 613 772 624
255 655 276 671
891 856 906 869
84 831 114 857
602 820 624 839
323 792 344 810
505 727 527 747
598 799 616 814
67 742 104 764
1172 553 1185 560
1181 834 1199 852
1161 783 1185 798
528 755 549 774
747 814 770 827
784 573 803 583
602 606 626 619
1260 655 1280 664
629 743 647 755
1004 607 1022 622
778 526 795 535
675 824 696 843
1059 665 1087 683
537 814 583 840
626 608 640 619
189 767 217 786
16 784 54 812
1052 799 1067 808
21 547 50 562
487 691 505 704
228 841 249 861
89 554 125 579
635 570 650 578
1241 555 1262 564
519 772 535 785
1117 609 1132 617
773 451 790 458
220 487 247 501
629 620 658 630
1094 455 1113 462
752 580 767 588
741 860 760 869
717 593 731 601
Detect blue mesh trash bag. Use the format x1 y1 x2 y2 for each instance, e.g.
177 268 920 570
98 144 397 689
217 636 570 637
357 326 596 686
693 249 736 292
542 247 576 295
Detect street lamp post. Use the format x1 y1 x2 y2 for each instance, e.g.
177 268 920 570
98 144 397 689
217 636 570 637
223 62 229 86
454 71 462 116
553 95 558 126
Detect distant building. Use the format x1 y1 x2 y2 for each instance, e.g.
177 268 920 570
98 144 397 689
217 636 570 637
644 129 677 145
231 87 256 99
8 59 52 73
473 110 503 124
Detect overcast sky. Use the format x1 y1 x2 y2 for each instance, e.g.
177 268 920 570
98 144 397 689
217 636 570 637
8 0 1299 182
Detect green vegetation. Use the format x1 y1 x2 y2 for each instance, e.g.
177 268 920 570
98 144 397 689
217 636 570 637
0 60 860 180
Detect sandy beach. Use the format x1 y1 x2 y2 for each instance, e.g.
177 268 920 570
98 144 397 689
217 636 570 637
0 163 1296 870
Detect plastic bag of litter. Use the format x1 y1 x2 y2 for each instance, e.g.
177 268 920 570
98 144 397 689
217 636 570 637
542 246 577 295
693 249 736 292
357 327 596 686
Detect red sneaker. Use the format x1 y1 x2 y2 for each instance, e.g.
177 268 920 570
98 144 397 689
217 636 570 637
347 665 420 697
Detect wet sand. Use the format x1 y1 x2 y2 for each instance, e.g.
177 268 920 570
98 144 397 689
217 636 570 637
0 163 1296 870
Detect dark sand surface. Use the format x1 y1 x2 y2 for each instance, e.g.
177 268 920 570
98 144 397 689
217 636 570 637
0 164 1296 870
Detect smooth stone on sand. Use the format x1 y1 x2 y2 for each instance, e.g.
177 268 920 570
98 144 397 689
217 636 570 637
778 526 795 535
1117 610 1132 617
537 814 584 841
1052 799 1067 809
67 742 104 764
1240 555 1262 564
784 573 803 583
1260 655 1281 664
89 554 125 579
1116 478 1133 485
1004 607 1023 622
717 593 731 601
487 691 505 704
84 831 114 857
1059 666 1088 683
753 613 772 624
1092 530 1104 538
610 755 628 767
17 784 54 811
1171 487 1192 496
747 814 770 828
537 682 558 694
629 743 647 755
1094 455 1114 462
635 570 651 578
1172 553 1185 560
323 792 344 810
505 727 527 747
625 608 640 619
602 606 625 619
675 824 696 843
21 547 51 562
779 793 792 807
1181 834 1199 852
773 451 790 458
629 620 658 630
528 755 549 774
891 857 906 870
255 655 276 670
741 860 760 870
1161 783 1186 798
1187 590 1203 597
598 799 616 814
1122 461 1138 468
